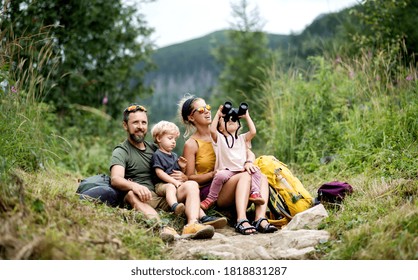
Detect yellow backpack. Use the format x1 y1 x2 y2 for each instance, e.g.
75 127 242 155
255 155 314 227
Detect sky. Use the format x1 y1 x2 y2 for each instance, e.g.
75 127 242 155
138 0 360 48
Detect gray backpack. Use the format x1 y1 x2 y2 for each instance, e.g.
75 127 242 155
76 174 123 207
77 174 111 193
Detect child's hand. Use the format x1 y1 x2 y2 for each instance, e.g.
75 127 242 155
177 156 187 169
216 105 226 117
218 105 225 116
240 109 250 119
244 161 259 174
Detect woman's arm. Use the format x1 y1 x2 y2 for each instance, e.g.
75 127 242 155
177 156 187 173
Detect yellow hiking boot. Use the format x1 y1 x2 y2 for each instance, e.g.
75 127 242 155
182 223 214 239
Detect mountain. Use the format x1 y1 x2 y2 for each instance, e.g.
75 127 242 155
141 7 354 124
142 30 290 124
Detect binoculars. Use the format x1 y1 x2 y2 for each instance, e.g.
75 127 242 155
221 101 248 122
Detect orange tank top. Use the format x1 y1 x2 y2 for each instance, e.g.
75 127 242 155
192 137 216 174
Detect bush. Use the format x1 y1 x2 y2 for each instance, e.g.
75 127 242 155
54 104 124 176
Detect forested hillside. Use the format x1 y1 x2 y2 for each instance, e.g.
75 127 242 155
141 6 361 125
142 30 289 124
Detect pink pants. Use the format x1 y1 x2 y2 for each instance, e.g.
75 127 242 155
206 169 262 201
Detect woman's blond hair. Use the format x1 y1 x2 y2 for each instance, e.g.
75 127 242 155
177 93 204 138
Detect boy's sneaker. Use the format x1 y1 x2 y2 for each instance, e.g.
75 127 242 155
200 198 216 210
200 215 227 229
249 192 265 205
159 226 180 242
171 202 185 216
182 223 214 239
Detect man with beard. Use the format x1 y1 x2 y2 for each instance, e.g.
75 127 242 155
110 104 226 241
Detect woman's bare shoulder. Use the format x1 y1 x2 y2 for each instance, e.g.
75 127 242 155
184 137 198 150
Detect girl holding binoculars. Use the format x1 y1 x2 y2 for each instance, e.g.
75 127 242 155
201 102 265 210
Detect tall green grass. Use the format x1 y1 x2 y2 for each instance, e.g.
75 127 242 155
256 51 417 178
255 49 417 259
0 28 63 209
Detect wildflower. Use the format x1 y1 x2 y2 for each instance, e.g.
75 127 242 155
11 86 17 93
406 75 413 81
335 56 342 64
102 96 108 105
349 70 355 79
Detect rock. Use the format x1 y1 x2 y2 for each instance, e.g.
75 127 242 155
283 204 328 230
168 226 330 260
273 247 316 259
271 229 330 249
254 246 273 260
167 205 330 260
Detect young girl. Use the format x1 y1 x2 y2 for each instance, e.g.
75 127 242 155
151 121 188 216
200 103 265 210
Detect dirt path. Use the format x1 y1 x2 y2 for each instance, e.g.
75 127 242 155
168 205 330 260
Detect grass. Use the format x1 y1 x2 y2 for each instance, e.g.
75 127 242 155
303 175 417 260
253 48 417 260
1 26 417 260
0 168 170 259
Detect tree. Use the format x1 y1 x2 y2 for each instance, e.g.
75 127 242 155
350 0 418 59
1 0 156 117
211 0 274 114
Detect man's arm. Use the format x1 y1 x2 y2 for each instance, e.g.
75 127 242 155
110 165 152 201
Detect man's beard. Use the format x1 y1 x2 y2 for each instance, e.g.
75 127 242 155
129 132 146 143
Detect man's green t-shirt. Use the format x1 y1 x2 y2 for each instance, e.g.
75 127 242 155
110 139 158 191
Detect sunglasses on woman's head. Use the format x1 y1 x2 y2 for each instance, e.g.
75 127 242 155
191 104 211 115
